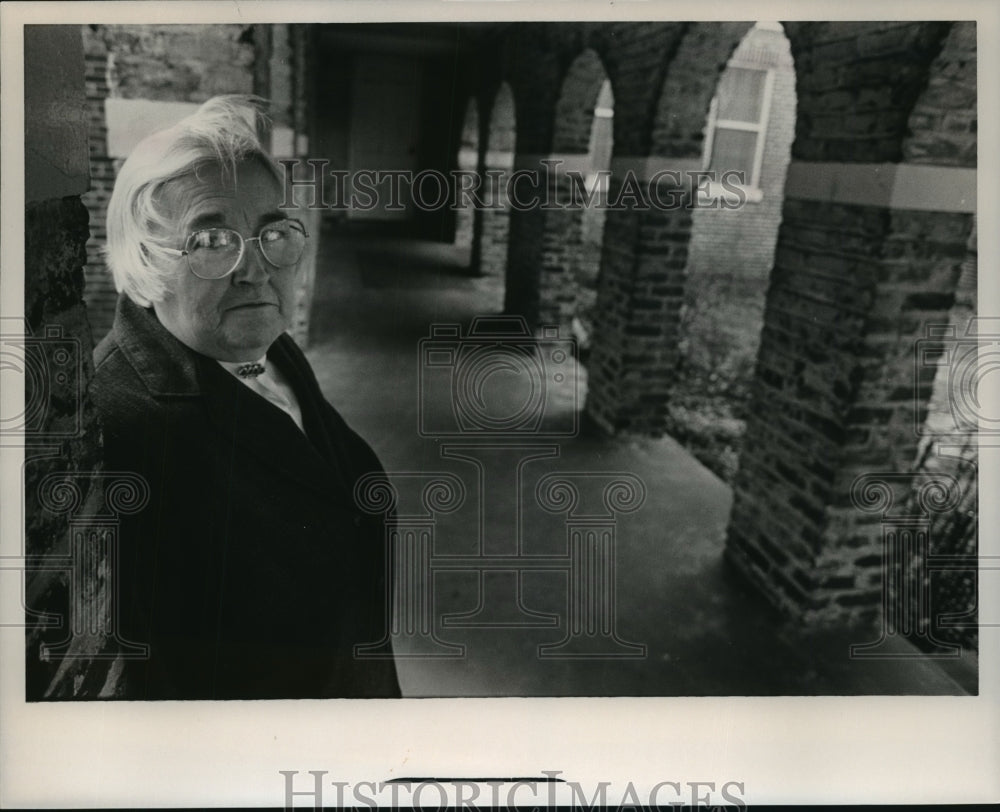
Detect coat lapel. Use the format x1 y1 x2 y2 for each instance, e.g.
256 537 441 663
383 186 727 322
194 355 353 502
266 334 365 490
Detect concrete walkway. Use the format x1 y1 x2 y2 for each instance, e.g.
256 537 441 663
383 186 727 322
304 222 976 696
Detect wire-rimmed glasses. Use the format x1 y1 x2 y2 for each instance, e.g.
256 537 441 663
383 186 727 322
161 218 309 280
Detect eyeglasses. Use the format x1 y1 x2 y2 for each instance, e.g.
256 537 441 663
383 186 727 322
161 219 309 280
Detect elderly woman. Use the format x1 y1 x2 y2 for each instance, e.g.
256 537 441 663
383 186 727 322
92 96 399 699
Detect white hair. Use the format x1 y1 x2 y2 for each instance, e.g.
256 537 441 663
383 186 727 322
105 95 282 306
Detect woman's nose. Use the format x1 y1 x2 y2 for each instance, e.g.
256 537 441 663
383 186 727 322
231 237 270 284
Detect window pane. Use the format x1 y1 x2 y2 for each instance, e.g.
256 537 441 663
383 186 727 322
716 67 766 123
709 127 758 182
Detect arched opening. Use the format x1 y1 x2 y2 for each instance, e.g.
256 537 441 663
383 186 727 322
670 21 796 480
539 49 614 343
480 81 515 283
572 76 613 361
583 21 754 438
454 95 479 264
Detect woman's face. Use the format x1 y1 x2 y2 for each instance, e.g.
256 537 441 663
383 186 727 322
152 158 300 362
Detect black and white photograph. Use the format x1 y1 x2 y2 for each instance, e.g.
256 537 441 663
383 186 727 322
2 0 998 807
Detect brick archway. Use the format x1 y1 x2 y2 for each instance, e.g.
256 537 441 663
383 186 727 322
725 22 975 626
672 23 797 481
536 48 614 332
585 22 754 435
454 95 479 261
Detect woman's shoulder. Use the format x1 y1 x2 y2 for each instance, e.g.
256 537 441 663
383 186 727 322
92 335 149 406
90 332 179 435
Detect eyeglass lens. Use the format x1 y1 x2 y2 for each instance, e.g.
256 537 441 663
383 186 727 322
186 220 307 279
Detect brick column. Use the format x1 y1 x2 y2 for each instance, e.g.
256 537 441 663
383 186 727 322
454 98 479 259
80 27 119 342
726 189 974 620
728 170 976 622
725 21 977 623
454 154 477 253
502 189 541 324
580 23 751 434
271 24 318 349
480 148 514 281
534 155 592 328
584 158 699 435
481 82 517 282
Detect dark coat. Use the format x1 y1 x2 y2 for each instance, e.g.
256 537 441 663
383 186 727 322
90 296 400 699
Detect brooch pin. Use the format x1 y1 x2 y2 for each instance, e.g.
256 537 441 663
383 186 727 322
236 362 265 378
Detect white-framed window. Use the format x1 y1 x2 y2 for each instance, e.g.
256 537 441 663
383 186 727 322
703 64 775 201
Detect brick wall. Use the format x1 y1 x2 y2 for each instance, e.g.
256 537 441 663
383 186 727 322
454 97 479 253
97 24 256 101
898 22 977 652
80 28 119 340
538 49 608 327
585 23 750 433
480 82 515 280
725 21 975 624
906 220 977 652
727 200 971 619
648 22 754 157
552 49 605 153
902 21 976 167
499 22 688 326
784 21 952 162
269 24 294 131
501 27 561 322
599 23 688 157
587 194 692 434
270 24 318 348
574 194 609 348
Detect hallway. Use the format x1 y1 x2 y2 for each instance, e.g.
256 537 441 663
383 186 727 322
303 221 976 697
